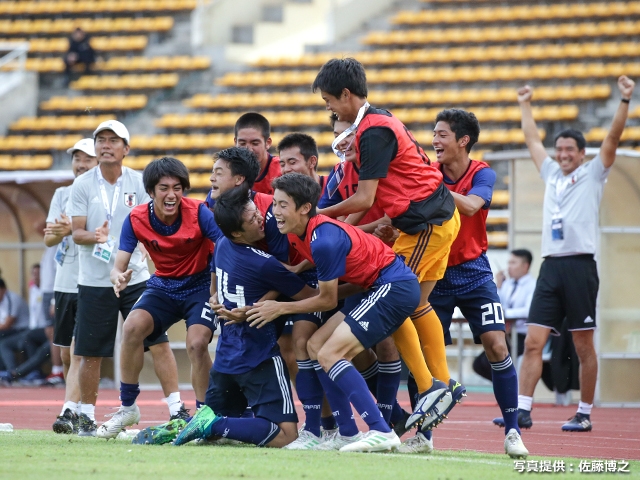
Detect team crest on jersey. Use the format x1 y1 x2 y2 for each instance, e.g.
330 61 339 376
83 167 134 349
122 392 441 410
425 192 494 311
124 192 136 207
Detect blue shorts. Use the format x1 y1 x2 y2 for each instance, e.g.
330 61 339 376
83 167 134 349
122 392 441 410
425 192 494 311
205 355 298 425
344 280 420 349
131 287 216 342
429 279 505 345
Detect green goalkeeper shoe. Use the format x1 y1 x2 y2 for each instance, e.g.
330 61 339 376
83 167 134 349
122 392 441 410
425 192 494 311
173 405 221 446
131 419 187 445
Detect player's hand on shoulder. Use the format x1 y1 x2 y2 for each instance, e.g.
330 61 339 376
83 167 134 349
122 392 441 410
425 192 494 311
247 301 282 329
517 85 533 104
618 75 635 99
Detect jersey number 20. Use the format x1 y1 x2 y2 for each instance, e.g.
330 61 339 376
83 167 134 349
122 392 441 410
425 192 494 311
481 302 505 325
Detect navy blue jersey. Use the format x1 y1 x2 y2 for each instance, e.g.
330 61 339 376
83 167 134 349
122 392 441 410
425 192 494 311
120 202 222 300
214 237 307 374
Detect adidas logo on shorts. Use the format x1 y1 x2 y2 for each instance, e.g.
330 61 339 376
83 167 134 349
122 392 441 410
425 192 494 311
358 321 369 331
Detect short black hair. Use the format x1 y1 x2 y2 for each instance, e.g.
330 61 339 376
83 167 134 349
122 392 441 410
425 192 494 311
215 147 261 189
511 249 533 266
234 112 271 141
435 109 480 153
0 278 5 290
329 113 339 129
312 58 368 99
554 129 586 151
142 157 190 195
213 186 251 240
277 133 319 165
272 173 320 215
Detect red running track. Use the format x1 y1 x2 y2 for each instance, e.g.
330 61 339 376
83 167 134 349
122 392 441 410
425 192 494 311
1 387 638 461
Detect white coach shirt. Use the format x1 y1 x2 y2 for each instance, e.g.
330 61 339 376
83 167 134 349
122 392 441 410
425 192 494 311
66 165 150 288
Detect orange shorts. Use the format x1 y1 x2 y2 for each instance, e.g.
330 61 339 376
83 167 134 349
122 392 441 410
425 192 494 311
392 208 460 283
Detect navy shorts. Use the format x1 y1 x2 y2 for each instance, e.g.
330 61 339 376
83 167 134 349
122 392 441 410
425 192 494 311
429 279 505 346
131 287 216 342
344 280 420 349
205 355 298 425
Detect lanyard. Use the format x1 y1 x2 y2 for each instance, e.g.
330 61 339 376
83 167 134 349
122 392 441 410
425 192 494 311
96 167 122 229
331 101 370 162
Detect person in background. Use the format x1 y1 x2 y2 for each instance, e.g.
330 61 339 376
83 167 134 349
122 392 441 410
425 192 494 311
64 27 96 86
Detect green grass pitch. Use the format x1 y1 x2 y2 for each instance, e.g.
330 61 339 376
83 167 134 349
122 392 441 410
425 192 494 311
0 430 638 480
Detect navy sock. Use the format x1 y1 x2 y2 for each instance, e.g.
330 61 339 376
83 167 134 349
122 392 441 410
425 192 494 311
377 360 401 424
328 360 391 433
321 415 337 431
196 400 204 409
207 417 280 446
390 401 405 426
313 361 359 437
241 407 254 418
296 360 323 437
407 373 419 410
490 355 520 435
360 360 379 397
120 382 140 407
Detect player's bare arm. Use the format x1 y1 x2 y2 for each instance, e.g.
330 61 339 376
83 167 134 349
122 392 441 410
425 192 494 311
451 192 486 217
71 216 102 245
344 210 367 226
517 85 548 172
246 280 334 328
110 250 133 297
355 214 391 234
43 214 72 247
318 179 378 218
219 290 281 325
600 75 636 168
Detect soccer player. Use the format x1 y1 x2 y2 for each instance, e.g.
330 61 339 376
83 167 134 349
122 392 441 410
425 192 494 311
501 76 636 433
45 138 97 433
248 173 421 452
171 186 318 448
277 132 327 193
67 120 181 436
95 157 221 439
400 109 528 458
312 58 461 428
235 112 282 195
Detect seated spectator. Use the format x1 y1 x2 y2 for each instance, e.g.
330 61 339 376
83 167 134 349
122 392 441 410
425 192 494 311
0 278 30 371
64 27 96 86
0 264 52 384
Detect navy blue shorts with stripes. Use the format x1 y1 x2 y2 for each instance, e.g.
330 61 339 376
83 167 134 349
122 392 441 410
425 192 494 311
205 355 298 425
343 279 420 349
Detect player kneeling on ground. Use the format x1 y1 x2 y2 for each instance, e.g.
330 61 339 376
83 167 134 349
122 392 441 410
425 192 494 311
96 157 221 439
167 186 319 448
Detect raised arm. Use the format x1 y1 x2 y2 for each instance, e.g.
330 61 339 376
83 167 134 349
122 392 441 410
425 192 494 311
517 85 548 172
600 75 636 169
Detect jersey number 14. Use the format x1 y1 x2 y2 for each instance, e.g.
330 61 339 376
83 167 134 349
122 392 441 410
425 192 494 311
216 268 246 308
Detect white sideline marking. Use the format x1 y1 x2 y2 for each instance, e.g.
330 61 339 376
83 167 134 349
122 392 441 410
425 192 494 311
386 453 507 466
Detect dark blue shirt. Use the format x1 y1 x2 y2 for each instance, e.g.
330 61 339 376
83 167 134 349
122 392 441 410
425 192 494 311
214 237 307 375
120 202 222 299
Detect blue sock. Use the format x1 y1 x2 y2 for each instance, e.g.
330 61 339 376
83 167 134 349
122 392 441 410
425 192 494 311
360 360 379 397
321 415 337 431
313 361 359 437
377 360 401 424
407 373 419 410
390 401 405 426
196 400 204 410
120 382 140 407
490 355 520 435
296 359 323 437
207 417 280 446
328 360 391 433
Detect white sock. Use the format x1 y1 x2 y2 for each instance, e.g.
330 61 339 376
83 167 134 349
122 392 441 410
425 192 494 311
163 392 182 417
75 402 82 415
61 401 78 416
518 395 533 412
80 403 95 421
577 402 593 415
52 365 64 375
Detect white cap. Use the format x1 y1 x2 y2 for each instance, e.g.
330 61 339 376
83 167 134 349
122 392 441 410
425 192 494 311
66 138 96 156
93 119 130 144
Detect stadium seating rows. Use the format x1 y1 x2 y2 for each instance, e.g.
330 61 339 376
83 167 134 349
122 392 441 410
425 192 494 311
3 56 211 73
0 17 174 36
39 95 147 112
363 20 640 45
0 130 546 153
252 42 640 69
585 126 640 142
69 74 179 91
0 0 195 16
0 155 53 170
185 85 611 110
156 106 578 130
9 115 116 133
216 63 640 87
392 2 640 25
630 105 640 118
0 36 148 54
